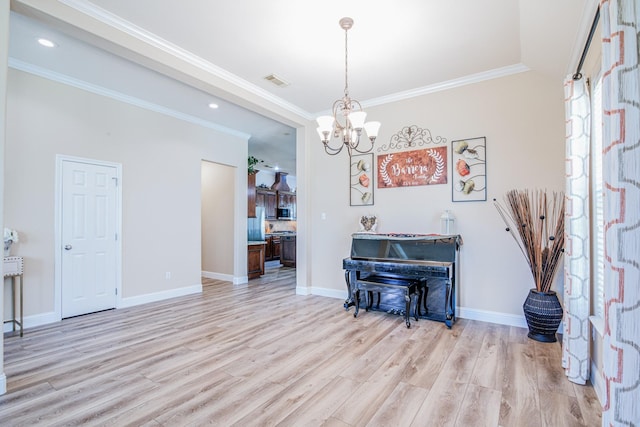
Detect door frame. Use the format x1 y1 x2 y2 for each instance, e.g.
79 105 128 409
54 154 123 321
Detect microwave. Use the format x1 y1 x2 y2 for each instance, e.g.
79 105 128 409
277 208 292 219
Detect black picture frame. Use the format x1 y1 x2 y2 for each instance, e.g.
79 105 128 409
451 137 487 202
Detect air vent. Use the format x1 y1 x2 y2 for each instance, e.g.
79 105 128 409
264 74 290 87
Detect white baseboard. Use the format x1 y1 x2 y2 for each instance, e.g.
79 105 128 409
295 286 311 296
306 288 528 328
311 287 348 300
201 270 246 285
119 283 202 308
3 285 203 333
0 373 6 395
3 310 58 332
591 360 605 405
457 306 528 328
201 271 234 282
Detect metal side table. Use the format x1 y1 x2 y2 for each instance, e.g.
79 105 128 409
4 256 24 337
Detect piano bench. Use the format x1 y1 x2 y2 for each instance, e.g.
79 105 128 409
354 275 421 328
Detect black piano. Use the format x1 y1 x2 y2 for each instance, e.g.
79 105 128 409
343 233 461 328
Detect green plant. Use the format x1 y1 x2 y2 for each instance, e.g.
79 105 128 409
248 156 263 174
494 189 565 293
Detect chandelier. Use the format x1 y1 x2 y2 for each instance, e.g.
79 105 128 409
316 17 381 156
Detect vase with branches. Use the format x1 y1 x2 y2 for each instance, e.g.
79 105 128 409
494 189 565 342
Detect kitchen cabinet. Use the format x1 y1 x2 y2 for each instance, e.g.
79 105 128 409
265 235 281 261
248 242 266 279
248 173 257 218
277 191 296 219
281 235 296 267
256 188 277 219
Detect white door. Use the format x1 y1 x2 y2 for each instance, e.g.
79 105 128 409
61 160 118 318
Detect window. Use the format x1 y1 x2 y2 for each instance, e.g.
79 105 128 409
591 74 605 322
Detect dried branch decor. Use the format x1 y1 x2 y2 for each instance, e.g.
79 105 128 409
494 189 565 293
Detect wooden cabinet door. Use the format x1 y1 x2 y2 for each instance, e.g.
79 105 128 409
290 194 296 219
271 236 281 260
248 244 265 279
257 189 277 219
265 192 277 219
256 191 265 210
264 236 273 260
281 236 296 267
248 173 256 218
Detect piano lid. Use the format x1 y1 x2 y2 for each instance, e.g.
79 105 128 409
350 233 461 264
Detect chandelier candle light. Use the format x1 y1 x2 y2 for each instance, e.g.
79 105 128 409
316 17 380 156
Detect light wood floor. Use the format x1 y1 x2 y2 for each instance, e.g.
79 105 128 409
1 267 602 426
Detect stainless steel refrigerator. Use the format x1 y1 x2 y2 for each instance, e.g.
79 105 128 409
247 206 266 242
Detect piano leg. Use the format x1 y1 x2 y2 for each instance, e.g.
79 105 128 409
354 289 360 318
365 291 374 311
424 285 429 314
404 294 414 328
445 279 454 329
344 270 356 310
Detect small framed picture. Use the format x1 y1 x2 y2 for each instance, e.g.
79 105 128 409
451 137 487 202
350 153 374 206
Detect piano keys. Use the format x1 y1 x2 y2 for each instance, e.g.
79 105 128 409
343 233 461 328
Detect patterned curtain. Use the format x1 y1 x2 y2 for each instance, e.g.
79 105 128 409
562 77 591 385
600 0 640 424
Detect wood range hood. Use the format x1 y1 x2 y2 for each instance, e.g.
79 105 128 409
270 172 291 192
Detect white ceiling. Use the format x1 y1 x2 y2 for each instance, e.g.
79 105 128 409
8 0 596 175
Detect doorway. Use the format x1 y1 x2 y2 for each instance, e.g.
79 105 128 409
201 160 236 281
55 155 121 319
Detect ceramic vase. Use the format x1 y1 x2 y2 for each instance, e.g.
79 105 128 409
522 289 563 342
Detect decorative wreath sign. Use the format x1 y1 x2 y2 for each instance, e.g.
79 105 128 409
377 147 448 188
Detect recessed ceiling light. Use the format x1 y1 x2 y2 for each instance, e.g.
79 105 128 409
37 38 56 48
208 103 219 109
274 166 280 171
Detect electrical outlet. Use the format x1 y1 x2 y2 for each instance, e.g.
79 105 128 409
165 272 171 280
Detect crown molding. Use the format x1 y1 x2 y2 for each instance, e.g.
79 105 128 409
9 58 252 140
56 1 530 119
57 0 314 121
361 63 531 109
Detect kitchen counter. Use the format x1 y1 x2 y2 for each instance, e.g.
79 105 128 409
248 240 267 245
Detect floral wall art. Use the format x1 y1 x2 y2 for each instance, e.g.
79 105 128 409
451 137 486 202
350 153 374 206
377 147 447 188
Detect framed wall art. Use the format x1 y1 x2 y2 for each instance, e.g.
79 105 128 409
350 153 374 206
451 137 487 202
377 147 447 189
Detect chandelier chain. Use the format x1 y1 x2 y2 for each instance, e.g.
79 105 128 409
344 25 349 98
316 17 380 156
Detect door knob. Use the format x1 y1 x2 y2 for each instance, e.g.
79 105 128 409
64 245 72 250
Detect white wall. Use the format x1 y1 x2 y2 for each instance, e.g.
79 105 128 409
0 0 10 395
5 65 568 330
201 160 236 277
4 69 248 321
309 70 566 324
